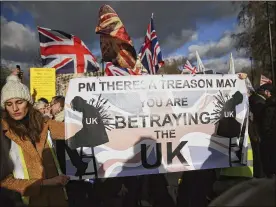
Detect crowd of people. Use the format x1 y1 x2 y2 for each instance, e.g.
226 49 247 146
0 68 275 207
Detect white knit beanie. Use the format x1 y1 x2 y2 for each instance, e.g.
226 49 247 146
1 78 33 109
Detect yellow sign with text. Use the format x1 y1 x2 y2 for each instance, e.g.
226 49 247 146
30 68 56 102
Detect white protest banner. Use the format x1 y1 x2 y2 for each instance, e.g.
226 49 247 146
64 75 249 179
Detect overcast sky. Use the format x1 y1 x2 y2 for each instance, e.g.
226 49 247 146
1 1 251 74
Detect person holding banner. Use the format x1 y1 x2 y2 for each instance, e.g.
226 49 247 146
0 79 69 207
249 83 274 178
260 86 276 177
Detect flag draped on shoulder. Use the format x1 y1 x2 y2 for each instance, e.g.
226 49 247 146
38 26 99 74
105 62 137 76
95 5 137 69
139 14 164 75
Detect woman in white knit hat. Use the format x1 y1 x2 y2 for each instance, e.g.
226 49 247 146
1 78 69 207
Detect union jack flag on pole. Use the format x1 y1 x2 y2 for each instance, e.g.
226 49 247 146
183 60 197 74
139 14 164 74
38 27 100 74
260 74 272 86
105 62 137 76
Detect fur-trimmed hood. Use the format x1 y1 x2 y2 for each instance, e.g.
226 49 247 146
54 110 65 122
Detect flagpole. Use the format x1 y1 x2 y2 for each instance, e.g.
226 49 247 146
266 1 275 86
250 57 254 86
101 59 105 76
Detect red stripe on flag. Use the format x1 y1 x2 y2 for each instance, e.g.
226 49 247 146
119 49 135 68
100 13 118 22
38 27 63 42
53 58 72 69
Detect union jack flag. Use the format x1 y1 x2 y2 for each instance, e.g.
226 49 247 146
260 74 272 86
105 62 137 76
183 60 197 74
38 27 100 74
139 14 164 75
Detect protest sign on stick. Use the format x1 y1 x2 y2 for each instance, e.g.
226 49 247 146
30 68 56 102
65 74 249 179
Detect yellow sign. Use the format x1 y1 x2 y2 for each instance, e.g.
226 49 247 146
30 68 56 102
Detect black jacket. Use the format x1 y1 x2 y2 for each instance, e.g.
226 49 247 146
260 96 276 175
261 96 276 141
248 93 267 142
249 93 266 126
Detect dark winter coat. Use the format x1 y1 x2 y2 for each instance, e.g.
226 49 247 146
249 93 266 128
260 96 276 175
248 92 267 143
261 96 276 141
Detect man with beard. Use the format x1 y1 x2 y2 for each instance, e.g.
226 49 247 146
249 83 274 178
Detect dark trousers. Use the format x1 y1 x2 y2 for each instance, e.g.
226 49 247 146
248 122 265 178
147 174 176 207
251 140 265 178
56 140 66 173
122 177 140 207
177 170 216 207
95 175 175 207
260 140 276 177
66 180 98 207
94 177 139 207
0 187 25 207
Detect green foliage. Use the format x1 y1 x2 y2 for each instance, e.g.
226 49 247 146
233 1 276 86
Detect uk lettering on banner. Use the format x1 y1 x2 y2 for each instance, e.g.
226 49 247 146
64 75 249 179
